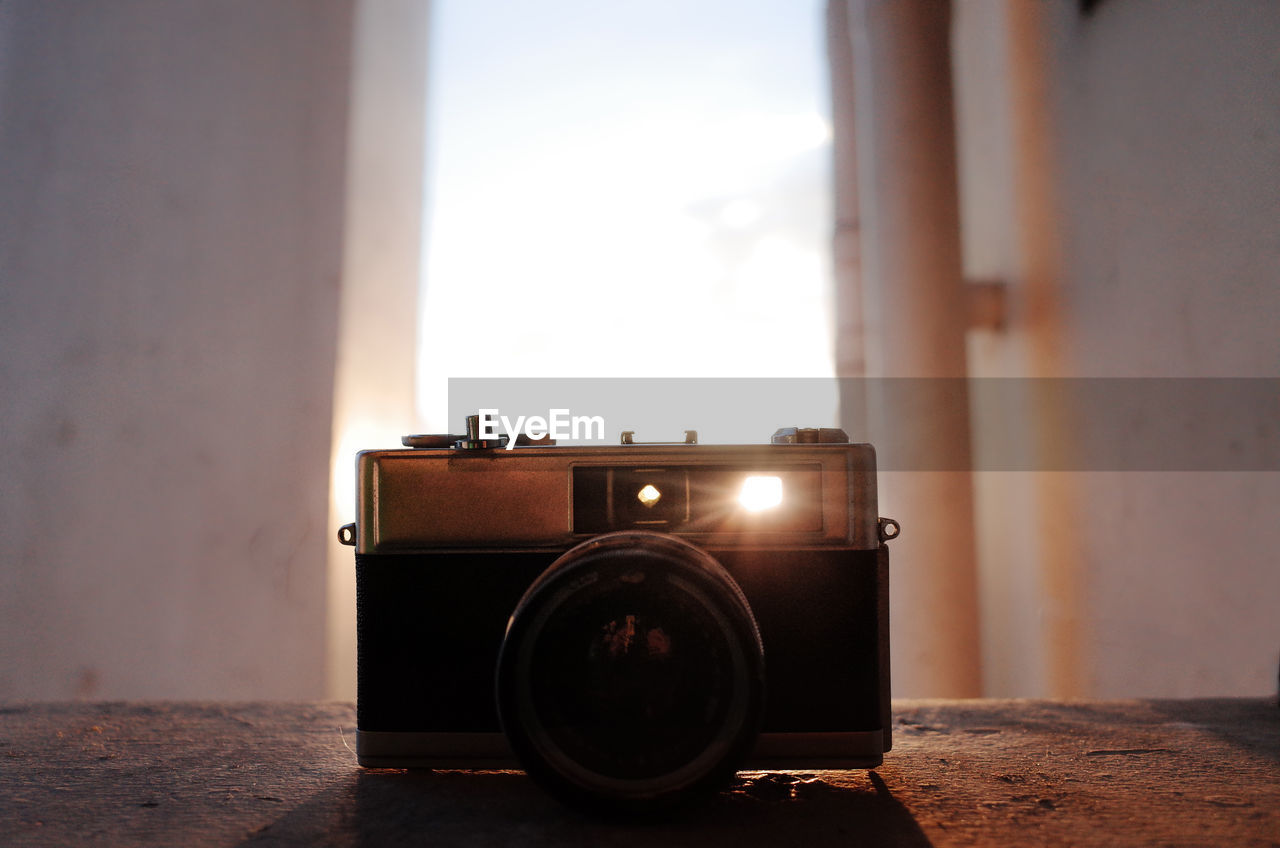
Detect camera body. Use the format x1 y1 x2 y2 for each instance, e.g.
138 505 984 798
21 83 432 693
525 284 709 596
344 422 895 807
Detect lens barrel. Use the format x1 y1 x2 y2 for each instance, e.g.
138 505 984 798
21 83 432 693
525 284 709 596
496 531 765 814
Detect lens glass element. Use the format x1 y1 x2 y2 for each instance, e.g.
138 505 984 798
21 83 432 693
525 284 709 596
526 572 737 781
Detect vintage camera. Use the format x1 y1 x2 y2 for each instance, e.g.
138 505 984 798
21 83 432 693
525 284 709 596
338 415 898 812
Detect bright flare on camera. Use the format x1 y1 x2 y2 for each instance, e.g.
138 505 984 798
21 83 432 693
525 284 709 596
637 484 662 508
738 475 783 511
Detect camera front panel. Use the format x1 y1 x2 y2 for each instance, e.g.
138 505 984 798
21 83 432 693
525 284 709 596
355 545 887 747
356 551 554 734
715 546 886 736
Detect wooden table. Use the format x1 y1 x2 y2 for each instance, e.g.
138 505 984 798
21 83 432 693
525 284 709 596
2 699 1277 846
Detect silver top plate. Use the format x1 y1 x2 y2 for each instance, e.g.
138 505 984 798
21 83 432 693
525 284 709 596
354 442 879 554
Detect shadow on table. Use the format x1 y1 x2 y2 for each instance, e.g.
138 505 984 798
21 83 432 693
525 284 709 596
237 769 932 847
1145 698 1280 765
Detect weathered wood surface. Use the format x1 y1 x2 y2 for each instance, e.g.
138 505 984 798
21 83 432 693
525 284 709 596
1 699 1277 846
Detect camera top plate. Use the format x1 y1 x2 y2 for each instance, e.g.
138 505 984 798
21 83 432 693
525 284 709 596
351 436 879 556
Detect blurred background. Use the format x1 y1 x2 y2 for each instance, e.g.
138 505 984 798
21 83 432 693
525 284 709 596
1 0 1277 703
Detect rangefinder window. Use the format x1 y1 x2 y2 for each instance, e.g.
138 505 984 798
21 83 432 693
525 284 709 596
572 464 823 534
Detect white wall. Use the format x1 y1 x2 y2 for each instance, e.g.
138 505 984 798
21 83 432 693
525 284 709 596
955 0 1280 696
1048 0 1280 697
0 1 353 699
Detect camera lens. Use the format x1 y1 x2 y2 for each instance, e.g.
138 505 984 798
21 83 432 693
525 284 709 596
496 531 764 814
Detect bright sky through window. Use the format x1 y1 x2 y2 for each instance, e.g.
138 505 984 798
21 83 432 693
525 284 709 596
418 1 836 438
